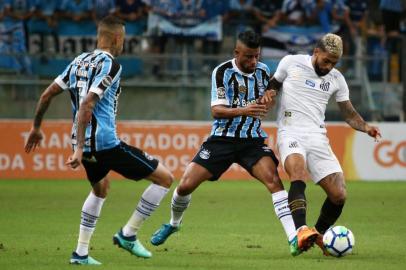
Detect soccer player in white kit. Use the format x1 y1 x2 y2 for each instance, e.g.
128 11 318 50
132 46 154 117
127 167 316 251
268 33 381 255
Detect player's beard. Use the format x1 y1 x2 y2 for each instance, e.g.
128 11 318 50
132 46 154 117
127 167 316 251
242 63 256 74
315 65 330 76
314 59 330 77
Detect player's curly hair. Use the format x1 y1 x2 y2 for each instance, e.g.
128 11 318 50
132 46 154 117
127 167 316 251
237 30 261 49
316 33 343 57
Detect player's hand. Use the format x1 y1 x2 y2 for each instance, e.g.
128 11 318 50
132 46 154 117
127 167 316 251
366 125 381 142
66 148 83 169
24 128 43 153
258 90 277 110
244 103 268 119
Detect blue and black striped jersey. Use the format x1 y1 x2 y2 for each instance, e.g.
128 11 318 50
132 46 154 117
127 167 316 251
54 49 122 152
210 58 270 138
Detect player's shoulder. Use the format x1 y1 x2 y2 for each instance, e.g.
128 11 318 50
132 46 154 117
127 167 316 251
96 51 121 71
277 54 309 70
328 67 345 81
256 61 270 73
73 52 90 62
97 51 117 63
281 54 308 63
213 59 233 75
214 59 233 70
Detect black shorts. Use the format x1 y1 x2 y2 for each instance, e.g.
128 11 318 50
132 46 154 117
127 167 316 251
81 141 159 185
192 136 279 181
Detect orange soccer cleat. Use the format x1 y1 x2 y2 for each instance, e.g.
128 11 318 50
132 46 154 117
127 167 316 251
297 226 318 251
314 229 330 256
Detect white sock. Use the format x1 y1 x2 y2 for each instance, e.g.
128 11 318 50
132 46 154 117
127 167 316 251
170 188 191 227
272 190 297 242
76 192 105 256
122 183 169 237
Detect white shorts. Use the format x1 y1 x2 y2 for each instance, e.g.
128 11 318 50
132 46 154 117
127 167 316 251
277 131 343 183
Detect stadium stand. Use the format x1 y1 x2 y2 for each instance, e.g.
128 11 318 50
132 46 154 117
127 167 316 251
0 0 404 121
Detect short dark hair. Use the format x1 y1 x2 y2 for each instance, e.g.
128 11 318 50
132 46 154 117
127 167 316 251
98 15 125 29
237 31 261 49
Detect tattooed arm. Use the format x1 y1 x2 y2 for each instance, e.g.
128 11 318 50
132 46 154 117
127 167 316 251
66 92 99 169
337 100 381 140
267 76 283 92
24 83 63 153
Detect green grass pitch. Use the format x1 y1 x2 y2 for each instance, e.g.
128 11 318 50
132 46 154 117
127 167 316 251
0 179 405 270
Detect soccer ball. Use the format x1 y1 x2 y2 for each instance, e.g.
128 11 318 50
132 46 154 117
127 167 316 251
322 226 355 257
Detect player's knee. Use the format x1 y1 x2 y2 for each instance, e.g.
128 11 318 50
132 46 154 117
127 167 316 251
160 172 174 189
177 175 195 196
262 172 283 192
176 183 191 196
93 189 108 198
289 167 307 180
330 189 347 205
92 178 110 198
98 187 109 198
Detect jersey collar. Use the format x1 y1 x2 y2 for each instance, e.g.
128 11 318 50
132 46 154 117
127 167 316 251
94 49 114 58
232 58 254 77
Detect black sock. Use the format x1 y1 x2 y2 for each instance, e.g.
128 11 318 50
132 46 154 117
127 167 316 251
288 180 307 229
315 198 344 234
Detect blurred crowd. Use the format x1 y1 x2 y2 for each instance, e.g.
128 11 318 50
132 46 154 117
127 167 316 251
0 0 405 79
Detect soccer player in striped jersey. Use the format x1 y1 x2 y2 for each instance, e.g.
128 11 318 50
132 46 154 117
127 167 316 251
268 33 381 255
150 30 302 256
24 15 174 265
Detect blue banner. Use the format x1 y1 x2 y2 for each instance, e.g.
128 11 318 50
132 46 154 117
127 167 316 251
147 13 222 41
261 24 339 56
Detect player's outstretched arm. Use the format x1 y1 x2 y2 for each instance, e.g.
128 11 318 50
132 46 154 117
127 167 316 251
337 100 381 141
25 83 63 153
66 92 100 169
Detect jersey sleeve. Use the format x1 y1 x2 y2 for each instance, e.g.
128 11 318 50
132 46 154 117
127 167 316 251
211 65 230 107
273 55 292 83
54 59 76 90
89 57 122 99
334 72 350 102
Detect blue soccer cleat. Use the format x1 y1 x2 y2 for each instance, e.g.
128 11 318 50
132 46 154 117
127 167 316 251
289 236 302 256
69 252 102 265
113 229 152 258
150 223 179 246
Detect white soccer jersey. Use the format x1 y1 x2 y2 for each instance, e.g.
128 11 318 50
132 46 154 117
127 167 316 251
274 54 349 133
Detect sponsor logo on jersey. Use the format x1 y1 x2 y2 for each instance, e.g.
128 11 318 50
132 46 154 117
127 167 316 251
232 98 256 107
238 85 247 93
101 75 113 88
217 87 226 99
289 141 298 148
320 80 330 92
76 60 97 68
305 79 315 87
199 148 211 160
284 111 292 117
76 69 88 78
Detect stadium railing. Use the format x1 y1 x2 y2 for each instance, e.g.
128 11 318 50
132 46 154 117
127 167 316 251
0 51 401 122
